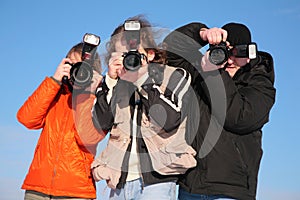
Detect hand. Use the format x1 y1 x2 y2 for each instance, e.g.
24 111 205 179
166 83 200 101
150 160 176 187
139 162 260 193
89 70 103 93
108 52 125 80
53 58 72 82
201 51 226 72
200 27 228 45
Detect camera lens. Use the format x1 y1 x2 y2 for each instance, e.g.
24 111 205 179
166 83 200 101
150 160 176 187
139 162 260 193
70 61 93 87
123 51 142 71
208 42 229 65
209 48 227 65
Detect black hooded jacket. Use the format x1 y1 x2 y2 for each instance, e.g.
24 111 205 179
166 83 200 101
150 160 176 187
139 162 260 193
164 22 276 200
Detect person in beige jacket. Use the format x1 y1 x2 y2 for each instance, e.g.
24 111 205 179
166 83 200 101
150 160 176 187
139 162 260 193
91 15 198 200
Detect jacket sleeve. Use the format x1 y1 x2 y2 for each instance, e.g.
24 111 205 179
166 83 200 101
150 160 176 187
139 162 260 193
202 55 276 134
73 92 107 154
164 22 208 83
16 77 61 129
92 80 115 131
141 67 192 133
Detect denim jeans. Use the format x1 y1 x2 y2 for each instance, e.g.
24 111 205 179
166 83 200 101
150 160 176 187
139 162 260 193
24 190 93 200
109 177 177 200
178 188 236 200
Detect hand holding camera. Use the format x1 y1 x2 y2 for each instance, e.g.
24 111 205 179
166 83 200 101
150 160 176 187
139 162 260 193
208 42 257 65
53 58 72 82
63 33 101 90
200 27 257 66
108 52 126 80
201 51 223 72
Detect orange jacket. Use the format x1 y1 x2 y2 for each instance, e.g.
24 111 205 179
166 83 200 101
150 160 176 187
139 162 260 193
17 77 106 198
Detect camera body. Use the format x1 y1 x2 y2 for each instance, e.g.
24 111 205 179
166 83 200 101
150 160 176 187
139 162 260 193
209 42 257 65
122 20 142 71
64 33 100 88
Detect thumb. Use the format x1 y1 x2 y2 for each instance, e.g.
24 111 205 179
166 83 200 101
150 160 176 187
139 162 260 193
201 51 218 72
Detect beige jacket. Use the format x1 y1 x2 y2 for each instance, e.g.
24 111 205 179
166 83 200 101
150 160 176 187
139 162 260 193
91 65 196 189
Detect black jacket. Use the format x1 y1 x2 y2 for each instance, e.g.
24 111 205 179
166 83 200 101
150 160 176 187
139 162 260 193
164 22 276 200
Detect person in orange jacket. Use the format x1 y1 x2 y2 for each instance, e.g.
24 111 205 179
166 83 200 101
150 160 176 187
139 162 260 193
17 42 106 199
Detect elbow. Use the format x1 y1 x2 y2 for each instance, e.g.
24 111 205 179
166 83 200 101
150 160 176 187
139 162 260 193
16 110 31 129
17 111 43 130
223 118 267 135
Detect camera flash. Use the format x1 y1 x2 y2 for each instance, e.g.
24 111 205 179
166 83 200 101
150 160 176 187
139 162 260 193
248 43 257 59
83 33 100 46
124 20 141 31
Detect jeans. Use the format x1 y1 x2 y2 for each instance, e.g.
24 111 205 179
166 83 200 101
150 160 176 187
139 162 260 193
109 177 177 200
178 188 236 200
24 190 93 200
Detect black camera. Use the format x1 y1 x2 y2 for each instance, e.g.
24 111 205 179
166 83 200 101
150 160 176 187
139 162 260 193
122 20 142 71
209 42 257 65
63 33 100 88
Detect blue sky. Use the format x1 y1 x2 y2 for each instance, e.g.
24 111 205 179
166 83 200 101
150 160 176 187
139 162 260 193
1 0 300 199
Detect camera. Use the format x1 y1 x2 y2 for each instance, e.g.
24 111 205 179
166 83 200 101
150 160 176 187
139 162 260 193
63 33 100 88
208 42 257 65
122 20 142 71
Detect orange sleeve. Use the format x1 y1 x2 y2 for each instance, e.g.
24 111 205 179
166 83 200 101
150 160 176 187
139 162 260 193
17 77 61 130
73 93 107 155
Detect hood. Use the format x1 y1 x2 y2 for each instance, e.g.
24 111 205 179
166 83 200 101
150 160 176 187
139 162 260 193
250 51 275 84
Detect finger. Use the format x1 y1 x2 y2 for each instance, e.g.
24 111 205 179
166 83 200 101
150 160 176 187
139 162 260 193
214 28 224 44
62 71 70 79
221 29 228 42
63 63 72 70
217 32 223 44
109 57 123 66
63 57 72 65
111 52 123 56
210 32 218 44
110 52 123 60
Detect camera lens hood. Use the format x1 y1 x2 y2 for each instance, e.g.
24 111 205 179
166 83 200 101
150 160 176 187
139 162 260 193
209 43 229 65
123 51 142 71
70 61 93 87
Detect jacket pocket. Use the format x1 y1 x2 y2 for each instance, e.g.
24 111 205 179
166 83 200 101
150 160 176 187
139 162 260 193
91 128 131 189
204 134 249 188
141 123 196 175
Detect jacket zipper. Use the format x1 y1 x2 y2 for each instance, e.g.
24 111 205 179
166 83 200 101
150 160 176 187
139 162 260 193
51 131 64 189
134 102 145 190
51 98 69 189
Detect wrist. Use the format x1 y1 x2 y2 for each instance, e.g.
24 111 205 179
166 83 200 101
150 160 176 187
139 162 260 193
50 76 62 85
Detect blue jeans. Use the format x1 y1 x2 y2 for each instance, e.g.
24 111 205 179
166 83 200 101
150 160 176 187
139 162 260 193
178 188 235 200
109 178 177 200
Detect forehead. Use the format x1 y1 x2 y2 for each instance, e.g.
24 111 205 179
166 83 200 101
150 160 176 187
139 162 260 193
68 51 82 62
114 37 146 54
114 38 128 52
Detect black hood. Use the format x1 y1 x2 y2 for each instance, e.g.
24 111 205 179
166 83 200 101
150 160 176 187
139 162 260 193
249 51 275 84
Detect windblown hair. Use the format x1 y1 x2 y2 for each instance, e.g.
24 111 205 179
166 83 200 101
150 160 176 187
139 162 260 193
105 14 166 66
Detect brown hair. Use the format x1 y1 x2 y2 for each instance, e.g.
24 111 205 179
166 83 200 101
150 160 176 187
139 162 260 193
105 14 166 66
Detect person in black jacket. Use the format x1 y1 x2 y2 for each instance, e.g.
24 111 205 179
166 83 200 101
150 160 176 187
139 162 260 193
163 22 276 200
